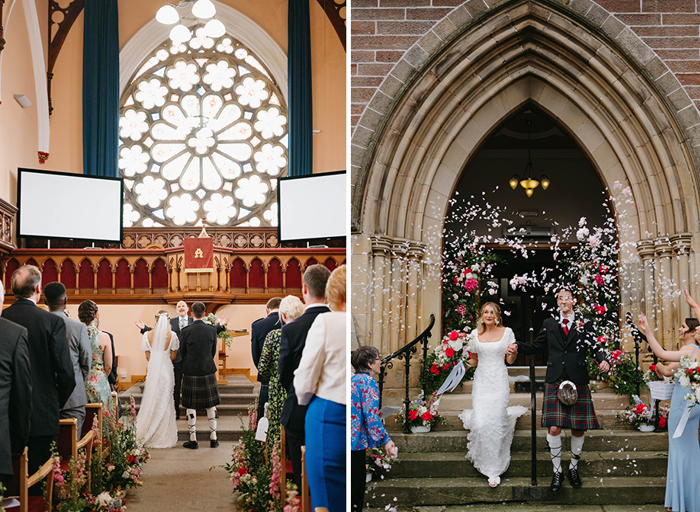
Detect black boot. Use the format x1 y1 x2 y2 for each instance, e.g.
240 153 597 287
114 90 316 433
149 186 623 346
567 467 582 488
550 471 564 493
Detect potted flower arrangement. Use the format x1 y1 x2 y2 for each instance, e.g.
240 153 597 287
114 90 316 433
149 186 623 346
423 330 476 396
395 391 444 433
616 402 669 431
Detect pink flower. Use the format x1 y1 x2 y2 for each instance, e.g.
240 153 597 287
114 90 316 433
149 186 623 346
594 274 604 286
464 279 478 292
457 305 467 315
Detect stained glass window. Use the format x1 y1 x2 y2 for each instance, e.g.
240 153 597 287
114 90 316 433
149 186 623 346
119 27 288 227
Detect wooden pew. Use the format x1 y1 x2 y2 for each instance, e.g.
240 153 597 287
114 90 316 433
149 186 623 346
301 446 311 512
4 447 54 512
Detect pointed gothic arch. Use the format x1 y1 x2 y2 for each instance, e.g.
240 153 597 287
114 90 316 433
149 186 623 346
352 0 700 355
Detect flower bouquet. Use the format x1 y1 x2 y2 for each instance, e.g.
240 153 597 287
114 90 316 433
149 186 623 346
204 312 234 348
423 330 476 396
605 350 644 400
616 402 669 430
395 391 444 433
365 447 397 482
675 355 700 408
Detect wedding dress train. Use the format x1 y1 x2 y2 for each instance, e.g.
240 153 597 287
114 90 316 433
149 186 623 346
458 328 527 486
136 315 179 449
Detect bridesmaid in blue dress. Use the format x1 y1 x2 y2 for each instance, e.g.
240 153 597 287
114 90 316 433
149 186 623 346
639 291 700 512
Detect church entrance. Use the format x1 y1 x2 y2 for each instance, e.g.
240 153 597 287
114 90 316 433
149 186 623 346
442 105 615 366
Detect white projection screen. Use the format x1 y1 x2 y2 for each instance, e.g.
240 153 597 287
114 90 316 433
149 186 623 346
278 171 346 242
18 168 124 243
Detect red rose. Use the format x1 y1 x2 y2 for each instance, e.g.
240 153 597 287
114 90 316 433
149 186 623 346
649 364 656 371
408 410 419 421
445 348 455 358
442 364 450 371
127 455 135 464
237 467 247 475
430 364 439 375
421 411 433 422
449 331 459 341
597 336 607 344
596 305 606 315
660 417 667 428
635 404 645 414
600 264 608 274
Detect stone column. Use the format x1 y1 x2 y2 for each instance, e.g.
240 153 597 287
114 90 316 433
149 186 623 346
371 237 392 354
636 240 656 324
655 239 674 351
673 233 693 324
406 242 427 344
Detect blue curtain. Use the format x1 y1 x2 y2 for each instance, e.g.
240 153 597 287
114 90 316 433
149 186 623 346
83 0 119 177
288 0 313 177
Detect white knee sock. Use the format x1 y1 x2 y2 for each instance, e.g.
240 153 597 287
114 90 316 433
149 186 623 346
207 407 217 441
547 433 562 474
570 434 584 470
187 409 197 441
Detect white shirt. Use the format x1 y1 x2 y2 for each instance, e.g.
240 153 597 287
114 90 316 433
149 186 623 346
178 316 188 329
293 311 346 406
559 311 575 330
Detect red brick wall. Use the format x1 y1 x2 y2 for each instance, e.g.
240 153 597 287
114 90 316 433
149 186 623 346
351 0 700 130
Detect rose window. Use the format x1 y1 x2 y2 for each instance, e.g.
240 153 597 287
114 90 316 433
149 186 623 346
119 27 288 227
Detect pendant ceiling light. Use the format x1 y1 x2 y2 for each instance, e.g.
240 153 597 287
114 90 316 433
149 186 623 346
508 119 550 198
156 0 224 42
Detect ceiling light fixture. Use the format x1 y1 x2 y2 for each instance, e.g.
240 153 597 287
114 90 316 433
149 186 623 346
508 119 550 198
156 0 224 42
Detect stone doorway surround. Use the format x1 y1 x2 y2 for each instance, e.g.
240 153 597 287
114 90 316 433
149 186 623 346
351 0 700 382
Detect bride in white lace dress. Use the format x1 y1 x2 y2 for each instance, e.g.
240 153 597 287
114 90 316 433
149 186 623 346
136 311 179 448
458 302 527 487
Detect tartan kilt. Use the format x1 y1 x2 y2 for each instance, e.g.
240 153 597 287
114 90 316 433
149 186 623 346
181 373 220 409
542 380 599 431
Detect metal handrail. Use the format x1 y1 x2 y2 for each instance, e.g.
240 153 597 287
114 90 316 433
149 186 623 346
377 314 436 434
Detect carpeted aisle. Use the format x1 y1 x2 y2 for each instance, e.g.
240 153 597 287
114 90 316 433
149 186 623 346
124 442 236 511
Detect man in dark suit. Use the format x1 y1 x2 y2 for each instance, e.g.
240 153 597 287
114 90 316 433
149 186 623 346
1 265 74 485
510 286 610 493
278 264 331 486
180 302 225 449
44 282 91 437
0 280 32 487
251 297 281 420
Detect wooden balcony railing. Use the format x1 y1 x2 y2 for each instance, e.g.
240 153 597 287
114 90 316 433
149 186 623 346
0 198 18 254
1 247 346 305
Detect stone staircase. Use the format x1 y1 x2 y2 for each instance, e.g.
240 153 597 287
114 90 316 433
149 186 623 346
119 375 259 442
369 369 669 508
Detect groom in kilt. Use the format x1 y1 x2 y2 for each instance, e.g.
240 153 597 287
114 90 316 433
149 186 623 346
510 286 610 493
180 301 221 449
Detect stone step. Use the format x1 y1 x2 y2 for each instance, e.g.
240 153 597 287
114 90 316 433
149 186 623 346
426 392 630 411
382 451 667 479
174 416 246 442
365 475 666 507
391 430 670 453
124 393 258 407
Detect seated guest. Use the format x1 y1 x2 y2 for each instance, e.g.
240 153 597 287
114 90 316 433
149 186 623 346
77 300 115 417
251 297 282 421
0 280 32 487
295 265 347 512
258 295 305 448
45 282 91 437
1 265 74 485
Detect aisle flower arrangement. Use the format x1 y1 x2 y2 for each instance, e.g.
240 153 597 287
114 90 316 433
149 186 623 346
676 355 700 407
395 391 444 431
224 405 300 512
616 402 669 429
422 330 476 395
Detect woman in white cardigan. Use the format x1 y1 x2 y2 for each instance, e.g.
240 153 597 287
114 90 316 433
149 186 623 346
294 265 346 512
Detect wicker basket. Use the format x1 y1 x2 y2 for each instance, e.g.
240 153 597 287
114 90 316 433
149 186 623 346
648 380 674 400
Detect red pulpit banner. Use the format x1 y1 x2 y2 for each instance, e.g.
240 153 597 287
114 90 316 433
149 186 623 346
184 238 214 273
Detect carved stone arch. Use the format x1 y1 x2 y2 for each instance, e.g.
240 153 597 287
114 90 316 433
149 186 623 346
352 0 700 354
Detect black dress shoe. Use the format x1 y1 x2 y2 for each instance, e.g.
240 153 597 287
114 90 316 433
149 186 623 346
183 440 198 449
210 439 219 448
550 471 564 493
567 467 582 488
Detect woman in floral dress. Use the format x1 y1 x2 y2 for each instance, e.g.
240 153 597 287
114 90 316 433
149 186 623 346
258 295 304 447
78 300 115 420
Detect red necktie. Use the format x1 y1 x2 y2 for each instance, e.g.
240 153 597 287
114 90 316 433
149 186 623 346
562 318 569 336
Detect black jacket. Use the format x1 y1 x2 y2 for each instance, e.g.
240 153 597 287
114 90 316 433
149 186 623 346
251 312 280 383
180 320 218 377
517 315 609 385
1 299 75 437
0 317 32 477
279 305 331 430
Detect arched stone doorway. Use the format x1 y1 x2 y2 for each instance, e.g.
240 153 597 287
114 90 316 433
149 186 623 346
351 0 700 386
